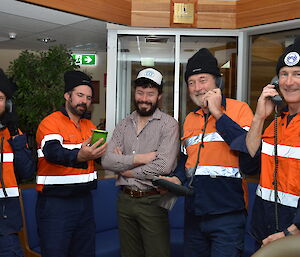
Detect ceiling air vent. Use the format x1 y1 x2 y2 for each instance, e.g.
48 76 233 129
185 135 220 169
145 36 169 43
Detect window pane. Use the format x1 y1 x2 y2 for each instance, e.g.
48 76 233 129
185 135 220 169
179 36 237 128
117 35 175 122
250 29 300 127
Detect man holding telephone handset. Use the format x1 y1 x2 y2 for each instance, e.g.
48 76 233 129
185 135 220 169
35 70 107 257
161 48 253 257
235 36 300 247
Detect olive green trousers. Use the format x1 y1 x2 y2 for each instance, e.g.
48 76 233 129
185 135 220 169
117 191 170 257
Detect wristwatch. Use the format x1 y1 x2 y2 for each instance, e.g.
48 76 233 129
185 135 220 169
283 228 292 236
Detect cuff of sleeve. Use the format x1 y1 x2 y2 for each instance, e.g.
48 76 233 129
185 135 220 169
283 228 292 236
215 114 229 133
73 148 81 162
8 134 27 150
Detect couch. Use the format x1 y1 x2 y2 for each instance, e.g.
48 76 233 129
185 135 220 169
20 178 184 257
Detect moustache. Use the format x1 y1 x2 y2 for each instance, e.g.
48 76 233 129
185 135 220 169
76 103 87 109
137 101 152 105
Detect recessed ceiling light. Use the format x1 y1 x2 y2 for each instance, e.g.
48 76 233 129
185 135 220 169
37 37 56 43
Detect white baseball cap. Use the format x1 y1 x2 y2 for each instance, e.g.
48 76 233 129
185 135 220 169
136 68 163 86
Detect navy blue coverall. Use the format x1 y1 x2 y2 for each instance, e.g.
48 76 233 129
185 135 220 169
173 103 250 257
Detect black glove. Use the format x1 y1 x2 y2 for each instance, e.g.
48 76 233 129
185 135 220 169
3 111 19 137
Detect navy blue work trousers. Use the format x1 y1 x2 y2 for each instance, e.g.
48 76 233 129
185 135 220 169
0 233 23 257
36 192 95 257
184 211 246 257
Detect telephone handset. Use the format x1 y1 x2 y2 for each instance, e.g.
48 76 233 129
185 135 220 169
5 99 13 113
270 76 283 106
0 100 14 130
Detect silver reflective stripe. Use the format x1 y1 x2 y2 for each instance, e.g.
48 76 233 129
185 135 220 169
41 134 63 149
0 187 19 198
37 143 82 158
256 184 299 208
184 132 224 148
37 149 43 158
262 141 300 159
186 165 242 178
184 126 249 149
181 144 187 155
2 153 14 162
36 171 97 185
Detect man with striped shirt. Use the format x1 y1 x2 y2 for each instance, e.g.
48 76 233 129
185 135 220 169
36 70 107 257
102 68 179 257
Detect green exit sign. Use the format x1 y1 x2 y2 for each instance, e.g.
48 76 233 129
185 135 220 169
72 54 96 65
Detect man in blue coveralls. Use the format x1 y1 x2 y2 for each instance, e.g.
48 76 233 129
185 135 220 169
161 48 253 257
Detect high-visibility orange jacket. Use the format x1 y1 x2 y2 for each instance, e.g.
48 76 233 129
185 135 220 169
250 112 300 241
0 128 34 235
0 128 20 198
36 108 97 196
176 97 253 215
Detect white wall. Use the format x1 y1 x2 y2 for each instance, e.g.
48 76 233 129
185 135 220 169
0 49 107 126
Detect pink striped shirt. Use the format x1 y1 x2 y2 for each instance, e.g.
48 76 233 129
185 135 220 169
101 108 179 190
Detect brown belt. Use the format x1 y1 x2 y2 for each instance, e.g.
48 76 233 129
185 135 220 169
122 186 159 198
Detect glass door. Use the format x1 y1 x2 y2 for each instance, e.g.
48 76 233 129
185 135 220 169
116 34 175 123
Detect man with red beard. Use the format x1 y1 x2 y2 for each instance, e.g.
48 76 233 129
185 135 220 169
101 68 179 257
36 70 107 257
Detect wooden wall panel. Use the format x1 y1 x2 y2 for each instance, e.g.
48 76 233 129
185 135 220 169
237 0 295 12
23 0 300 29
197 13 236 29
132 0 170 11
21 0 131 25
237 0 300 28
198 0 237 13
132 11 170 27
132 0 170 27
132 0 236 28
197 1 236 28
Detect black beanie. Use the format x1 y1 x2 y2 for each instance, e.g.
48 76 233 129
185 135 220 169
64 70 93 93
185 48 221 83
0 69 16 99
276 36 300 75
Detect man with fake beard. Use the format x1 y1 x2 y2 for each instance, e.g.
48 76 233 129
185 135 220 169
36 70 107 257
101 68 179 257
